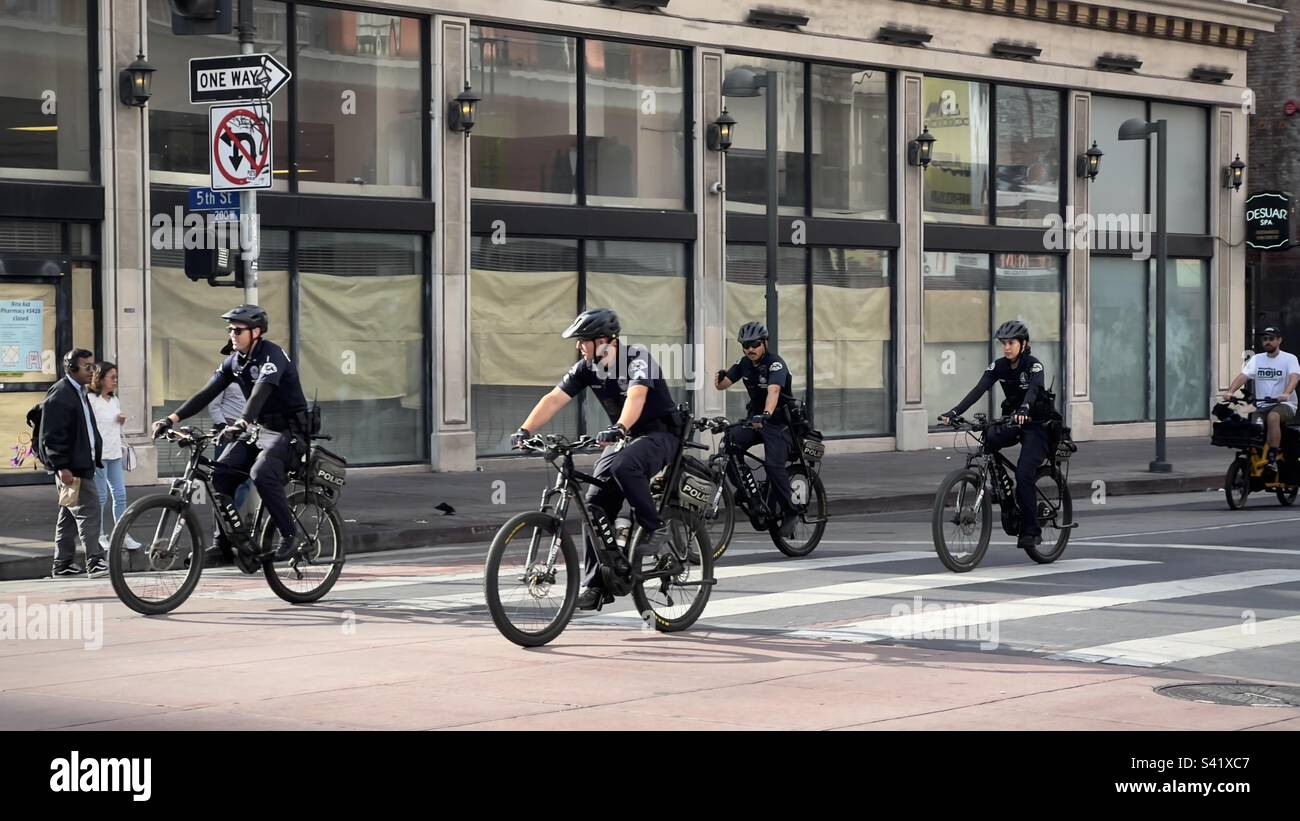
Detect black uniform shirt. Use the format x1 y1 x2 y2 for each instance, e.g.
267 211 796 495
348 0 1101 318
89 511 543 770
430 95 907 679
725 352 794 419
557 344 678 436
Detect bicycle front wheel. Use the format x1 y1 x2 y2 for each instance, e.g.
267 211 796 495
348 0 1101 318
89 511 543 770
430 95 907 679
632 510 715 633
260 489 345 604
932 468 992 573
484 511 579 647
108 494 205 615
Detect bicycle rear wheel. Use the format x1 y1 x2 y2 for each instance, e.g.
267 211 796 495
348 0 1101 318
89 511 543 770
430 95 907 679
932 468 992 573
259 489 345 604
769 466 827 558
704 480 736 561
632 510 714 632
1024 465 1071 564
484 511 579 647
108 494 205 615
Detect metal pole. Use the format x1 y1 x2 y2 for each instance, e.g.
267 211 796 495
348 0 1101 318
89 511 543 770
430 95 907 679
1150 119 1171 472
765 71 779 347
238 0 259 305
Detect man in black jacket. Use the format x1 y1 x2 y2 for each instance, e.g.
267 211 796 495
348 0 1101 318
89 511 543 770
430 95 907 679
40 348 105 577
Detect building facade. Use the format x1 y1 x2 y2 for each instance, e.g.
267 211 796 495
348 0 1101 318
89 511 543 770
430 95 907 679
0 0 1283 485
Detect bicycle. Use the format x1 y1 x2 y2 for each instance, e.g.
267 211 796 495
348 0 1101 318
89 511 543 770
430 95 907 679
107 425 346 614
1214 395 1300 509
688 416 828 560
931 414 1076 572
483 411 716 648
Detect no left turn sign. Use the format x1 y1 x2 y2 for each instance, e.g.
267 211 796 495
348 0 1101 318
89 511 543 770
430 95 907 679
210 103 272 191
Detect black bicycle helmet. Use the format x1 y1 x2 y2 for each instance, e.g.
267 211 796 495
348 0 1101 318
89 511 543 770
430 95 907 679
994 319 1030 343
561 308 621 341
221 304 269 332
737 321 769 345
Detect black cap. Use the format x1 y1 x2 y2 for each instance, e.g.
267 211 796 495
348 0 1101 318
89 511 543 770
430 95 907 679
1261 327 1282 337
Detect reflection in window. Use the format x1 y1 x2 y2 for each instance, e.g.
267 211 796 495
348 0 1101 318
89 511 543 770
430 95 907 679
812 249 891 435
923 79 990 225
298 232 426 463
995 86 1060 227
723 244 806 421
471 237 580 454
471 27 578 204
811 66 889 220
923 252 992 422
1148 259 1208 420
1090 257 1146 423
295 6 422 196
147 0 287 187
0 0 92 178
994 254 1062 407
724 56 806 216
584 42 685 209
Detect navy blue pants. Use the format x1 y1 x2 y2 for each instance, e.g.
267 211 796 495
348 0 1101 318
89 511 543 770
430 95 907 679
983 422 1050 538
212 431 297 542
582 431 678 591
728 423 795 515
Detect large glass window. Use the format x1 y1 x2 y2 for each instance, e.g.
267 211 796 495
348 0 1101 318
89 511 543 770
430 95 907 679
811 248 891 436
1150 103 1209 235
584 42 685 209
995 86 1060 227
811 66 889 220
1090 96 1148 221
0 0 92 179
471 27 578 204
724 55 805 216
1090 256 1209 423
923 79 990 224
923 252 992 418
994 254 1063 403
723 245 804 419
295 6 422 196
297 232 426 463
147 0 288 188
470 238 584 456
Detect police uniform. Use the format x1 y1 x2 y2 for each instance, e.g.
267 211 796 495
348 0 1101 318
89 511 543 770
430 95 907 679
175 339 309 543
724 352 796 515
557 344 680 591
947 353 1051 539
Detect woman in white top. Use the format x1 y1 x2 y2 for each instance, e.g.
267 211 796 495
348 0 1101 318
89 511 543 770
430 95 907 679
88 362 141 550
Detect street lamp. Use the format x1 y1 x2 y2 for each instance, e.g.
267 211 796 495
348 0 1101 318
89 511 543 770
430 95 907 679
448 82 481 133
723 65 780 346
119 53 156 108
1119 116 1171 473
1226 154 1246 191
907 127 935 168
1077 140 1103 181
707 109 736 152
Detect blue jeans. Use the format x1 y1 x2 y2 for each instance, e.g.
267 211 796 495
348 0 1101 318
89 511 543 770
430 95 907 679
94 457 128 536
214 441 254 512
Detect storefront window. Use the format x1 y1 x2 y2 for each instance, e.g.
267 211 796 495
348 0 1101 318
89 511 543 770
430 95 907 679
811 66 889 220
995 86 1060 227
923 79 990 225
1090 96 1146 221
1150 103 1209 235
994 254 1063 405
471 27 578 204
0 0 92 179
1147 259 1208 420
295 6 423 196
923 252 992 420
724 55 805 217
584 42 685 209
471 237 580 454
147 0 288 188
811 248 891 436
723 244 806 420
297 232 426 463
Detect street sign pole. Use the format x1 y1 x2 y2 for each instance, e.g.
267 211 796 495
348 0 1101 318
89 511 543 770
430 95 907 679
238 0 258 305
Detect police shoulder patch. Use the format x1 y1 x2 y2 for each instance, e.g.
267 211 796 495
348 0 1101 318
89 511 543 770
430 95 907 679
260 362 279 377
1030 363 1044 373
770 362 784 371
986 361 997 371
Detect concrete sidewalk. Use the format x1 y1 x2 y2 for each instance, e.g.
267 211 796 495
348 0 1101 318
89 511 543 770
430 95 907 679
0 436 1235 580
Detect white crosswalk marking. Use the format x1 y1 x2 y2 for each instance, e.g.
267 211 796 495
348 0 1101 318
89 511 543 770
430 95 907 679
792 569 1300 643
1050 614 1300 667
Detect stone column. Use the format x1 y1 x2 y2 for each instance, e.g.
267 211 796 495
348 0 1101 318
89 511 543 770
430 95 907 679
895 71 928 450
1066 90 1094 440
698 48 727 418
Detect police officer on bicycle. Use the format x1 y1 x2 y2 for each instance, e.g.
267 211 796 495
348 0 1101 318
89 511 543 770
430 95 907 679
714 322 798 538
939 320 1051 551
510 308 682 611
152 305 310 565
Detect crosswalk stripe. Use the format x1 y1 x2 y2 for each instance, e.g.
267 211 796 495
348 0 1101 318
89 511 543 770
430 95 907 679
1049 614 1300 667
791 569 1300 643
589 557 1153 622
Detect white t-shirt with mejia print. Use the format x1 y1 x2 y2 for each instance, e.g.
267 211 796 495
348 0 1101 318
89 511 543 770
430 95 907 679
1242 351 1300 410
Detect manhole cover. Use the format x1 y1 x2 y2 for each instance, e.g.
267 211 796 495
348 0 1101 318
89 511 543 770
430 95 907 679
1156 683 1300 707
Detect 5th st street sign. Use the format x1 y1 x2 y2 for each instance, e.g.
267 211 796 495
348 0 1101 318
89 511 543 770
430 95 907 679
189 53 291 103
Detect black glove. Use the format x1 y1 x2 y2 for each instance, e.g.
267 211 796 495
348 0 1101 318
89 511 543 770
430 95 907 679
220 419 251 443
715 370 728 386
940 411 957 425
151 417 173 439
596 423 628 445
510 428 530 450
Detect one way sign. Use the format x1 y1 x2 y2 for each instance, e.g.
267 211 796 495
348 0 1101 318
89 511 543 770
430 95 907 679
190 53 291 104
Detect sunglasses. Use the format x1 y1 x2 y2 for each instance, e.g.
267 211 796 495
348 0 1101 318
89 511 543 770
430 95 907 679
742 342 763 350
227 326 253 336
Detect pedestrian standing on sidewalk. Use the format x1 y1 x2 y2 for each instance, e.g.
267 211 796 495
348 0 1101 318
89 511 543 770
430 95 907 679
88 361 142 552
38 349 105 577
